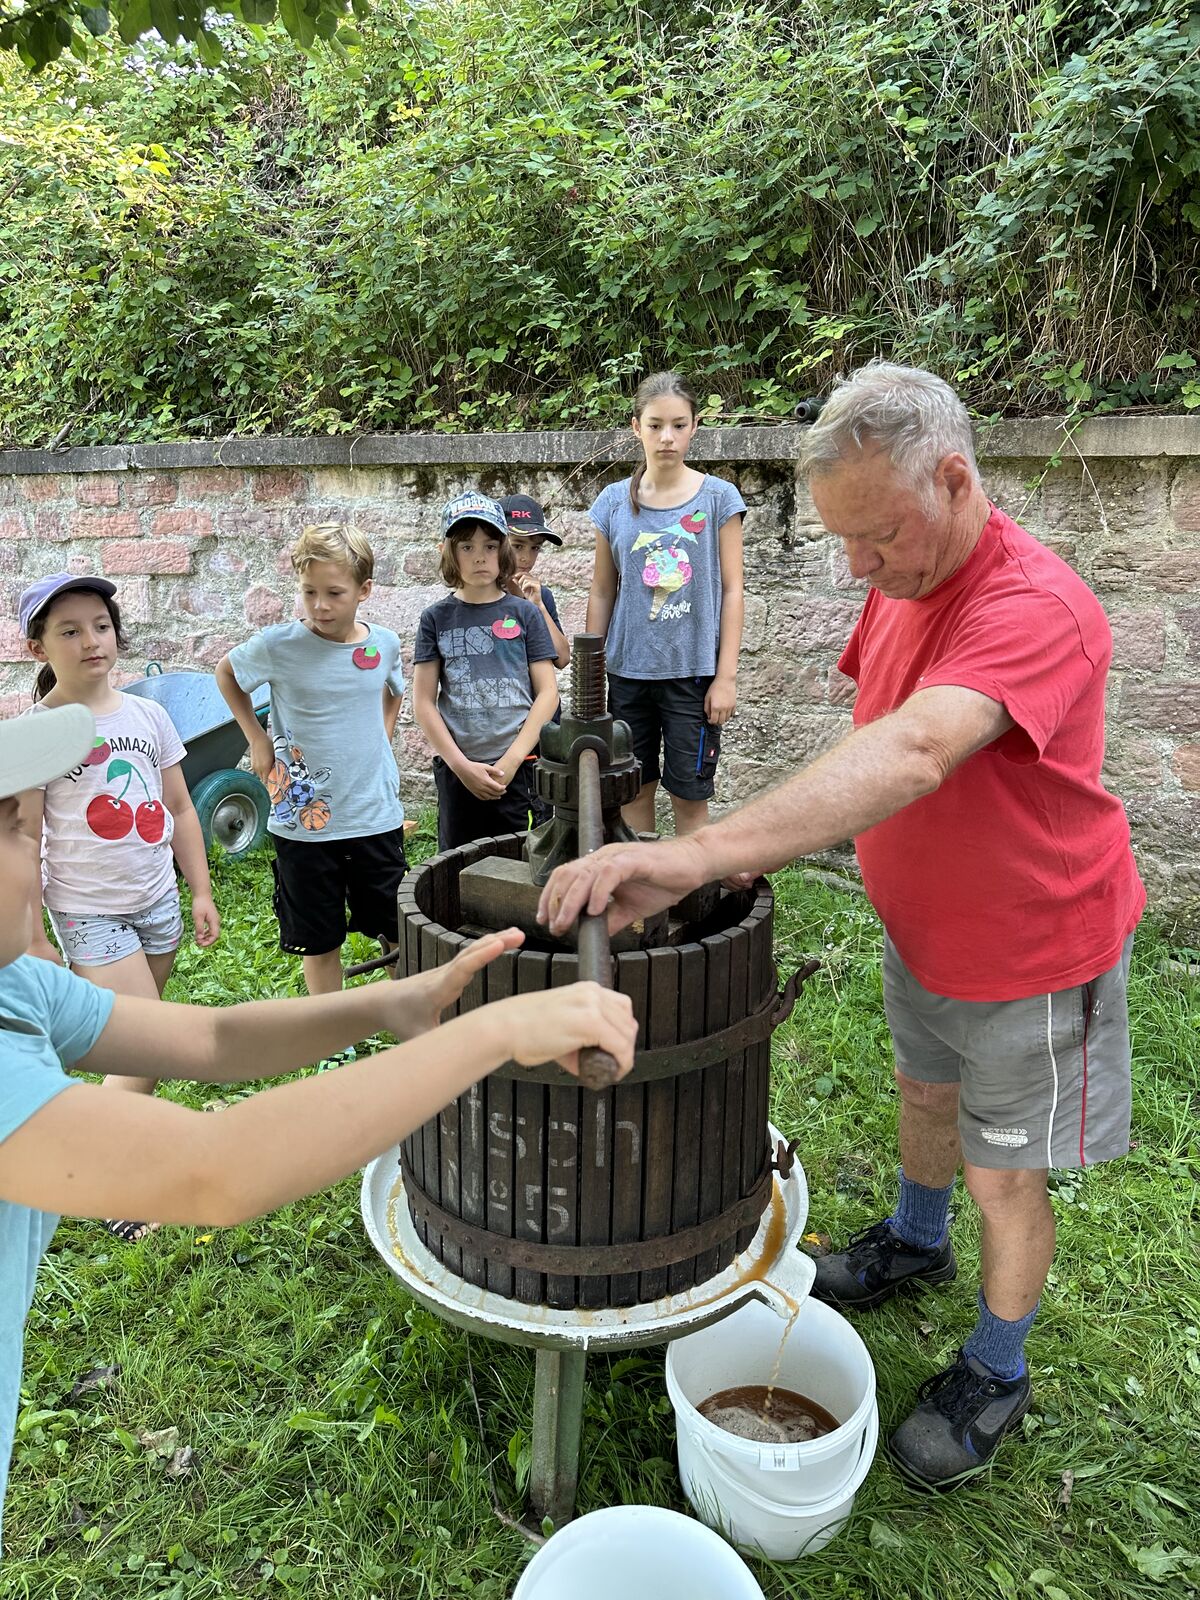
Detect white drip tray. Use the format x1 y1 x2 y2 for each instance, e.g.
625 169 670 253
360 1125 816 1352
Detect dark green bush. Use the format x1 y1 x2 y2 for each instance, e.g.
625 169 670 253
1 0 1197 445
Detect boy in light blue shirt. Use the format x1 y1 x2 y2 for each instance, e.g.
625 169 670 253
216 523 408 996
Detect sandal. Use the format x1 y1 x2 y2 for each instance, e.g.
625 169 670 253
103 1219 159 1244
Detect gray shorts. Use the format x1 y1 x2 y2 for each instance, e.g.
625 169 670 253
882 933 1134 1171
48 889 183 968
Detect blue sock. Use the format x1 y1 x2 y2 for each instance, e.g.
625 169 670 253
963 1291 1038 1380
887 1168 954 1250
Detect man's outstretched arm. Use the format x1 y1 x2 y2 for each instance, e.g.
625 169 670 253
540 684 1012 934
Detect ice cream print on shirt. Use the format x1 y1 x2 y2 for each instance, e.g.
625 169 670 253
267 731 334 831
633 511 706 621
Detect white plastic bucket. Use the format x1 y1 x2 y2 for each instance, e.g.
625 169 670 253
666 1296 879 1559
512 1505 765 1599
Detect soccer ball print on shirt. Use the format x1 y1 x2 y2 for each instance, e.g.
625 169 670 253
267 732 335 832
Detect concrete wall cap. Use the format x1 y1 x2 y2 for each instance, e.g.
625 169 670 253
3 415 1199 477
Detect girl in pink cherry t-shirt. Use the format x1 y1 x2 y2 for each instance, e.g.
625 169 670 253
16 573 219 1242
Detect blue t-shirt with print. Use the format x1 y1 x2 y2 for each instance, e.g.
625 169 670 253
0 958 113 1547
229 620 406 842
589 474 747 680
413 595 555 763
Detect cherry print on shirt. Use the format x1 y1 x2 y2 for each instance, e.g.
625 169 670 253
492 616 522 640
135 800 166 843
352 643 380 670
85 758 166 843
86 793 134 840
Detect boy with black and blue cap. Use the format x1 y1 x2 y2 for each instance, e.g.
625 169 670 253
500 495 571 672
413 493 560 850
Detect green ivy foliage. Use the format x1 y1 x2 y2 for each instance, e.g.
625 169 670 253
1 0 1197 445
0 0 360 74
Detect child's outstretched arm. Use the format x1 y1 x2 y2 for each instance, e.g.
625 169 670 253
706 514 745 727
488 660 560 788
81 929 524 1084
161 764 220 948
412 660 504 801
0 980 635 1227
215 655 274 785
585 531 619 637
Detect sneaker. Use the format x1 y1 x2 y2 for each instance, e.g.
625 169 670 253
811 1219 957 1310
888 1350 1032 1490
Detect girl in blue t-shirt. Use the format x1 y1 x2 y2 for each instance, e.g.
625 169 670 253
586 371 746 836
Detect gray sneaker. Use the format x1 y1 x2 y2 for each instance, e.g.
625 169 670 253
811 1219 957 1310
888 1350 1032 1489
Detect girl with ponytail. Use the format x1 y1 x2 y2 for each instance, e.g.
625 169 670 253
585 372 746 834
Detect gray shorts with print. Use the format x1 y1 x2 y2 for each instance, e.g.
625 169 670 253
882 933 1134 1171
48 889 183 968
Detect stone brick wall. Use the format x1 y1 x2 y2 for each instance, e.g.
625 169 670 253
3 418 1199 923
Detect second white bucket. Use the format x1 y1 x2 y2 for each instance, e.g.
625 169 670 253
511 1505 765 1599
665 1296 879 1560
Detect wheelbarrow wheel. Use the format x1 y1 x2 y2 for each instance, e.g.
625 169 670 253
191 769 270 858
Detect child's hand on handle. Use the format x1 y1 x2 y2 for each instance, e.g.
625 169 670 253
249 729 275 786
704 675 737 727
382 927 524 1039
191 893 221 948
504 982 637 1081
457 759 506 801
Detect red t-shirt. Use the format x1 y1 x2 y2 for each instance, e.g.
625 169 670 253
838 505 1144 1001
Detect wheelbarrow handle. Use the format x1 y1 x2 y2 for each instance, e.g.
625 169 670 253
343 948 401 980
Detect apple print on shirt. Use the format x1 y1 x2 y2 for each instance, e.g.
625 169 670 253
86 758 167 842
492 617 523 640
353 643 380 670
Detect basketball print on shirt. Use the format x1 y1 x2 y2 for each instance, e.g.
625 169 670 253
267 731 334 832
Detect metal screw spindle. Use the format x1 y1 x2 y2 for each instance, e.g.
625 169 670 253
571 634 607 721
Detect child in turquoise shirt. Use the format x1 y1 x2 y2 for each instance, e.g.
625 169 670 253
0 706 635 1551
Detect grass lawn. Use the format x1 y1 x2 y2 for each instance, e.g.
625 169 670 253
6 825 1199 1598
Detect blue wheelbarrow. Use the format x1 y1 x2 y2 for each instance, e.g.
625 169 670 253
125 664 272 858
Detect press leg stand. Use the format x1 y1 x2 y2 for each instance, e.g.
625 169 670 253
530 1348 587 1527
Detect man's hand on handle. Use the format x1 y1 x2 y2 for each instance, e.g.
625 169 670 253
536 835 710 937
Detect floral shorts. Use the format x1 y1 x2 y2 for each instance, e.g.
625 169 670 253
47 889 183 968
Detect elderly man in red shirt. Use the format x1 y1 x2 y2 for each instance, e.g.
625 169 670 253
539 361 1144 1491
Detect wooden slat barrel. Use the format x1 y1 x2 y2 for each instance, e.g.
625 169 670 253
396 834 780 1309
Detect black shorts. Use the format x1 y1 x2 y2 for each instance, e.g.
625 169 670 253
271 827 407 956
607 674 721 801
433 757 539 851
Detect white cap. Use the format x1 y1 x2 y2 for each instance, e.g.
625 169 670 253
0 704 96 799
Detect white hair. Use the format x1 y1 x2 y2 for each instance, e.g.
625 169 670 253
799 361 978 486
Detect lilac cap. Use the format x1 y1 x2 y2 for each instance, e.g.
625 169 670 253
19 573 117 639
